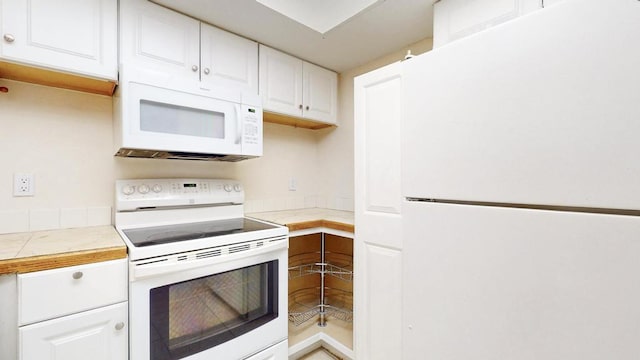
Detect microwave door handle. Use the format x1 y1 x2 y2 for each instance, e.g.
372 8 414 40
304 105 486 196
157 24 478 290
235 104 242 145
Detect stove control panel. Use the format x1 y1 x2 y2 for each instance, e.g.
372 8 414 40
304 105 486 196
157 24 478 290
115 179 243 211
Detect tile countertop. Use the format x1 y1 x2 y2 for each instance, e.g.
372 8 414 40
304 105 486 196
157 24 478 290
0 225 127 275
248 208 354 233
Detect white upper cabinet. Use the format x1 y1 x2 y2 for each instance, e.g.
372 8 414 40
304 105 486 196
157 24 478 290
119 0 199 83
120 0 258 94
201 24 258 94
302 61 338 124
259 45 303 116
0 0 117 80
433 0 541 47
260 45 337 125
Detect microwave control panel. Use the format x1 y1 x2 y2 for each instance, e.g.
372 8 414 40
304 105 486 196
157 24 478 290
241 105 262 156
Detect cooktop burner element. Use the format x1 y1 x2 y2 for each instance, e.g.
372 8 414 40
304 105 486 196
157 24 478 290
123 218 279 247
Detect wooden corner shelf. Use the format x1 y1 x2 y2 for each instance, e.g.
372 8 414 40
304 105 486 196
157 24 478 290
263 111 336 130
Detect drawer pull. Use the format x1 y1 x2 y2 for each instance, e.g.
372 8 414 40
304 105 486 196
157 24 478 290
72 271 83 280
115 322 125 331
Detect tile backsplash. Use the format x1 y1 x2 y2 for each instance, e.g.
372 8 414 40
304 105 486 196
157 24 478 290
244 195 354 214
0 207 112 234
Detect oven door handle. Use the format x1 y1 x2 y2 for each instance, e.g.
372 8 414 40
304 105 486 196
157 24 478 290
130 239 288 281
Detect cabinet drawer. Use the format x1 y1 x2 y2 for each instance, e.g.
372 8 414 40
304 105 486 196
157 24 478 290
18 259 127 326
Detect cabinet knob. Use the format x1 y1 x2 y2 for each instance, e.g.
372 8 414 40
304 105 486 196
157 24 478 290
191 65 198 72
299 104 303 110
306 106 310 111
3 34 15 43
203 68 210 75
72 271 83 280
115 322 125 331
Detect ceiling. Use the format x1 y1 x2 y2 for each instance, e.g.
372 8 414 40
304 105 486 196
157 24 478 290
151 0 434 73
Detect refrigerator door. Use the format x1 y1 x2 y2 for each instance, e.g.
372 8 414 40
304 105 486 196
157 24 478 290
402 0 640 210
403 201 640 360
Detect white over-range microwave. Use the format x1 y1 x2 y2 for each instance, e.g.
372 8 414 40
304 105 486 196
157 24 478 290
113 65 262 161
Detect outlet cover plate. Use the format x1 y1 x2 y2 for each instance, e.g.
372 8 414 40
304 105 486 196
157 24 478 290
14 173 34 197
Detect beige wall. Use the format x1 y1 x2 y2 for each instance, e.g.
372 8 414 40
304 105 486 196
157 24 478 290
316 38 433 210
0 79 318 234
0 37 432 234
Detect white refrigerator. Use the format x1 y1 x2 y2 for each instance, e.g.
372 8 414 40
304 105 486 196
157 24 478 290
401 0 640 359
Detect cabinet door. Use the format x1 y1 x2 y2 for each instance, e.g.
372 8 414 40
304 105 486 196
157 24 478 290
0 0 117 80
119 0 199 83
200 24 258 94
433 0 541 47
243 340 288 360
354 62 403 359
302 62 338 124
20 302 128 360
259 45 303 117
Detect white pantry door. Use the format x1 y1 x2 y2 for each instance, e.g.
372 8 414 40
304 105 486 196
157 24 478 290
354 61 403 360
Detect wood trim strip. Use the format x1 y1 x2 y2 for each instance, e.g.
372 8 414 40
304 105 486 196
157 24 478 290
321 220 355 233
0 61 116 96
263 111 336 130
286 219 354 233
0 247 127 275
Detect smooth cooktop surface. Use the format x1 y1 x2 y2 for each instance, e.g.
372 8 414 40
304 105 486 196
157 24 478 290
122 218 279 247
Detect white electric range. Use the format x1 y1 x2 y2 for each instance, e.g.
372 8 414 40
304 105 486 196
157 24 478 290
114 178 289 360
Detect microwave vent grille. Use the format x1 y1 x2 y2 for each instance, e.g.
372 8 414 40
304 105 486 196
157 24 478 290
115 148 255 162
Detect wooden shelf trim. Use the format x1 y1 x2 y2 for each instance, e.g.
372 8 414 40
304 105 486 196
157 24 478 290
0 247 127 275
0 61 116 96
286 219 354 233
263 111 336 130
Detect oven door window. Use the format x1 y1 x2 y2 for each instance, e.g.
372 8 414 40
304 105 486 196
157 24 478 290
149 260 278 360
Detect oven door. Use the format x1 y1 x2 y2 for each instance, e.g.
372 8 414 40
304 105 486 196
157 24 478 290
129 238 288 360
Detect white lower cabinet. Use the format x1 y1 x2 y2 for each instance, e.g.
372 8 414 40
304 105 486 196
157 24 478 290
20 302 128 360
16 259 128 360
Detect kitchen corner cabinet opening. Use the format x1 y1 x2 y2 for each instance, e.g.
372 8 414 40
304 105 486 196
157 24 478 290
288 232 354 358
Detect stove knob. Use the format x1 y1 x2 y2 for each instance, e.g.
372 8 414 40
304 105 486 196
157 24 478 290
223 184 232 192
138 184 150 194
152 184 163 193
233 184 242 192
122 185 135 195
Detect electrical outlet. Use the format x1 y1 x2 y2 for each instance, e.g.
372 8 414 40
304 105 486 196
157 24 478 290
14 173 34 197
288 177 297 191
